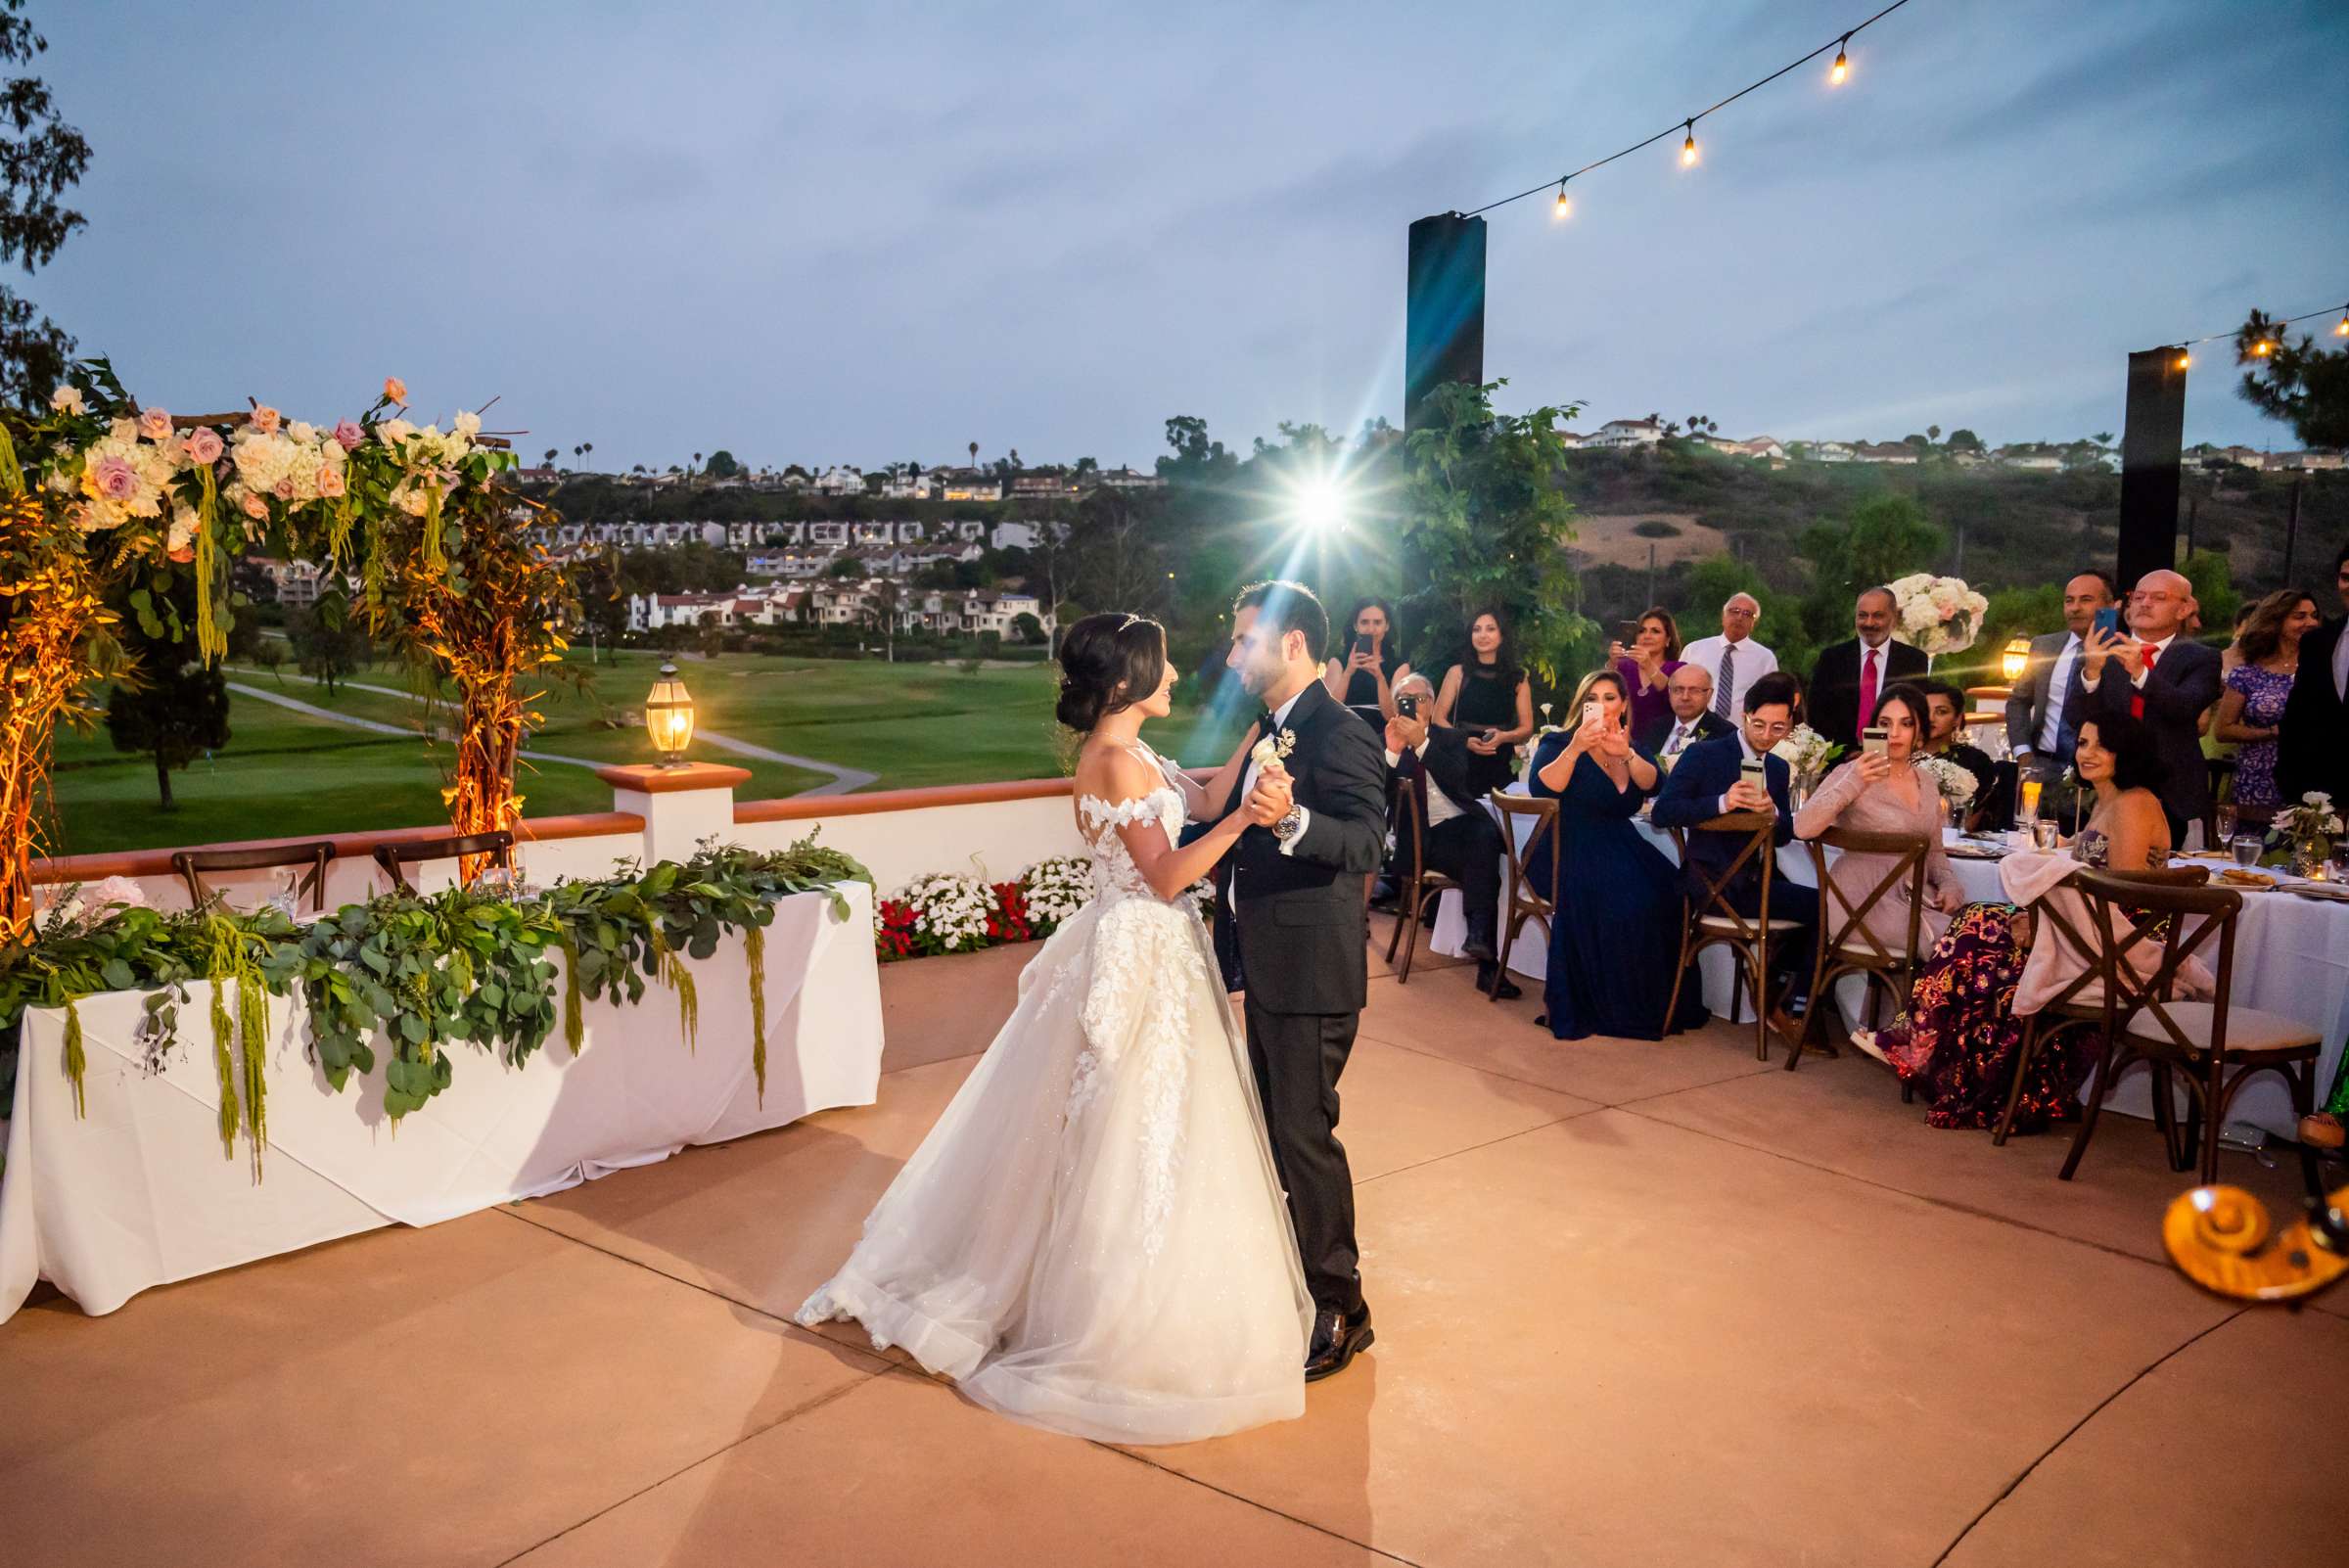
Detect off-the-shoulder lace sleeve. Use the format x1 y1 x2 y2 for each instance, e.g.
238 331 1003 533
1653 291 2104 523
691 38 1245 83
1079 794 1167 832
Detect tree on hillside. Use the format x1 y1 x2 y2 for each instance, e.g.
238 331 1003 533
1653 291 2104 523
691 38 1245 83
2234 308 2349 449
705 449 743 480
1927 425 1942 442
1945 429 1984 452
1155 415 1238 483
1799 493 1946 618
1398 380 1588 683
106 661 228 811
0 2 90 411
2092 431 2114 447
968 440 979 469
2180 547 2240 633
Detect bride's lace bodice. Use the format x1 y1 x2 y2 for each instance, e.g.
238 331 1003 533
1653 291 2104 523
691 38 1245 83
1076 744 1189 906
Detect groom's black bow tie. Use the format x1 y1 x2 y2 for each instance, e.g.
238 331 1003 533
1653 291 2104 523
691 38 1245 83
1257 711 1277 739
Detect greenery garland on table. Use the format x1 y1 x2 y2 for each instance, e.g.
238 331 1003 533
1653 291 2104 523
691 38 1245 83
0 836 872 1170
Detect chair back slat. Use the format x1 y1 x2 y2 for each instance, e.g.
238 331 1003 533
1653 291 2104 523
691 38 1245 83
1493 795 1560 918
172 841 339 914
1805 827 1929 972
2073 868 2239 1059
1669 810 1776 941
372 830 516 894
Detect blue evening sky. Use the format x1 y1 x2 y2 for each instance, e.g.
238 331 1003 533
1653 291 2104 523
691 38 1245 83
36 0 2349 471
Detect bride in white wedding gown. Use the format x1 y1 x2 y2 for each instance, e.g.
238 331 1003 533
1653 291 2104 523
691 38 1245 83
797 613 1313 1444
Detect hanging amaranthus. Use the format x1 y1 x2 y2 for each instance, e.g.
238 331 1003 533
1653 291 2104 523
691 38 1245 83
745 922 767 1104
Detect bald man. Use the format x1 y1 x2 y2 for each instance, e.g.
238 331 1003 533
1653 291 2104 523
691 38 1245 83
2081 568 2224 844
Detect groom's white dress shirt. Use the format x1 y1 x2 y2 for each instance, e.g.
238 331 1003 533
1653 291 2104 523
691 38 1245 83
1239 686 1311 855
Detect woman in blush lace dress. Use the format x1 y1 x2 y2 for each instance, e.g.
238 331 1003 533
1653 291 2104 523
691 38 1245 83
1792 683 1967 955
797 612 1312 1444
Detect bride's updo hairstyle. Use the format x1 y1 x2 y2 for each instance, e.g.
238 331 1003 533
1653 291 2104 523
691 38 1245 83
1056 612 1167 733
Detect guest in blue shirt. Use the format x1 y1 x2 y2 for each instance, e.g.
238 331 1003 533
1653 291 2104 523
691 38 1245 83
1651 670 1819 1049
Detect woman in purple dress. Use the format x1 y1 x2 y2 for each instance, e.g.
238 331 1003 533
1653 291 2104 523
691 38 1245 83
2213 589 2321 826
1609 607 1686 741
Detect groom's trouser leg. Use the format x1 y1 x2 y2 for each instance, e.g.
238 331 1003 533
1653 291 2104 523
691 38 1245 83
1244 999 1363 1316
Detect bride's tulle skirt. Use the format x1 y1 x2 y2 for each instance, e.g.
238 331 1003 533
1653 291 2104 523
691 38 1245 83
797 897 1313 1444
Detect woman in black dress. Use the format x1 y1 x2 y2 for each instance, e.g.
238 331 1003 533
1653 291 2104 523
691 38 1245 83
1322 597 1410 720
1434 608 1535 799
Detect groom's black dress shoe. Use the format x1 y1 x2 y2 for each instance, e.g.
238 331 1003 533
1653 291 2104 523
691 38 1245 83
1476 961 1521 1001
1305 1304 1374 1383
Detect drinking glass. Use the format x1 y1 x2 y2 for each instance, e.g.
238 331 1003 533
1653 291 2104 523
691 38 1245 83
2032 819 2061 851
2232 835 2263 870
2215 804 2237 844
2018 777 2043 827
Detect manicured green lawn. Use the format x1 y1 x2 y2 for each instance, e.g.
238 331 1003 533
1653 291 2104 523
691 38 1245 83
44 649 1256 857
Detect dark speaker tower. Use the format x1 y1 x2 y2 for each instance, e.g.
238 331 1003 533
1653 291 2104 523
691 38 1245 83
2116 347 2188 594
1405 213 1487 431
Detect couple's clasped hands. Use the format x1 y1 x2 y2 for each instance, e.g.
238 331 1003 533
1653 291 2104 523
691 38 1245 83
1244 761 1294 828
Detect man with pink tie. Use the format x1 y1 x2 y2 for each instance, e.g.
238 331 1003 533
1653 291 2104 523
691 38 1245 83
1806 585 1930 751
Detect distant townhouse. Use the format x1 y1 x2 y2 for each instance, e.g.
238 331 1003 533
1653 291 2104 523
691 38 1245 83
1809 441 1856 463
1009 474 1079 501
1853 442 1920 465
1588 417 1664 449
1554 429 1588 449
1094 466 1166 490
813 466 865 496
806 521 850 547
1997 447 2063 472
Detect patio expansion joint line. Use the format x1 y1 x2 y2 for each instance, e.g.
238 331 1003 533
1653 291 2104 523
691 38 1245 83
1354 1107 1607 1191
1092 1431 1429 1567
488 1368 881 1568
1926 1307 2247 1567
1605 1100 2199 1277
1355 1021 1774 1107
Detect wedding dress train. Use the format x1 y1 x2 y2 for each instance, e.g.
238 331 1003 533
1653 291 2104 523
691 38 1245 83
796 745 1312 1443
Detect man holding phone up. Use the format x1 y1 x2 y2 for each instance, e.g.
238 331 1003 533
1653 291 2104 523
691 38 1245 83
1652 670 1818 1045
1381 673 1516 998
2079 568 2223 845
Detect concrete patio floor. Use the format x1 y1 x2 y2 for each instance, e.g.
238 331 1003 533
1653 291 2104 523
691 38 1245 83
3 920 2342 1567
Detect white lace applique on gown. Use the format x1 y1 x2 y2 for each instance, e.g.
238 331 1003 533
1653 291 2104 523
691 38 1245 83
795 742 1312 1444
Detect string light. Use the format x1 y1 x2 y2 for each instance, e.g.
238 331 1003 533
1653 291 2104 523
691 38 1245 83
2161 301 2349 354
2252 338 2275 357
1457 0 1916 221
2175 349 2191 371
2336 306 2349 338
1552 178 1572 220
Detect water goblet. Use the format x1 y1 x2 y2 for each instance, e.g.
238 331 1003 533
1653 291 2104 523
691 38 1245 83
2231 835 2263 871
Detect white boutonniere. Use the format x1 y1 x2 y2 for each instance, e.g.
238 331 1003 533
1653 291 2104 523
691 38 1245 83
1250 727 1297 770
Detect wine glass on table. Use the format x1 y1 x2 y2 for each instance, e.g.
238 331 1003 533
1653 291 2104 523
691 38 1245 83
2232 835 2263 871
2215 803 2237 847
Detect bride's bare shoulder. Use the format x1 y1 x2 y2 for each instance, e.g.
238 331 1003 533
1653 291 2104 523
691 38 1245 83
1074 741 1157 801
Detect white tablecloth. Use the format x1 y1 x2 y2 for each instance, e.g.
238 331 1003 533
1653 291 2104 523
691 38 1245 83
0 883 884 1321
1431 804 2346 1138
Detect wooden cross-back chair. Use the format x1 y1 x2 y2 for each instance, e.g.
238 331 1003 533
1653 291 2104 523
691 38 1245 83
1663 810 1800 1061
1382 775 1458 985
1490 795 1559 1001
172 841 338 914
1794 828 1929 1072
372 830 516 894
2053 867 2322 1184
1992 865 2211 1132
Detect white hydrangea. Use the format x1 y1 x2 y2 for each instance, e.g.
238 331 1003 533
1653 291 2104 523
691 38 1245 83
1915 755 1978 807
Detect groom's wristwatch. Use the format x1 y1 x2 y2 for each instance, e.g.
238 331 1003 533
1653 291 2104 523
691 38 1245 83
1273 805 1306 843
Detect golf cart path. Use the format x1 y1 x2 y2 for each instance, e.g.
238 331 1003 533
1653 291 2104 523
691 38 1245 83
224 670 874 796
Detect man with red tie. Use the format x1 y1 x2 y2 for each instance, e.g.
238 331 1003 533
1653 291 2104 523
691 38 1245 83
1806 586 1929 751
2082 567 2224 845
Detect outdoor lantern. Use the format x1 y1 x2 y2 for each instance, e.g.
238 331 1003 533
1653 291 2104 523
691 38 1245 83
645 661 696 766
2001 636 2032 684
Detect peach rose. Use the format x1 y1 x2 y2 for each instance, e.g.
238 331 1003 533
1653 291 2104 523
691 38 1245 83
137 406 172 441
384 377 407 403
241 491 269 520
251 405 281 435
317 464 345 498
183 426 224 465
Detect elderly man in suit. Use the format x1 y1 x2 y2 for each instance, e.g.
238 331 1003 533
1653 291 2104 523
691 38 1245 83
2279 541 2349 806
2081 567 2225 845
1807 586 1930 750
1636 662 1735 760
2005 570 2119 785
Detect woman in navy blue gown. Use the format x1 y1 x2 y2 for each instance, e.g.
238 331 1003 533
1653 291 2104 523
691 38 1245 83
1527 670 1708 1041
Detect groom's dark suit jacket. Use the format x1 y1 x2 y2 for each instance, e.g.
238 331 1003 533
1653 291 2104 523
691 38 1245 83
1212 680 1387 1015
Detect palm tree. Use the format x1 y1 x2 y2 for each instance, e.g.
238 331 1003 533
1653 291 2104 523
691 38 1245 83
2092 431 2114 447
582 440 594 468
1926 424 1942 442
968 440 979 470
543 446 558 468
1008 446 1021 470
693 452 703 475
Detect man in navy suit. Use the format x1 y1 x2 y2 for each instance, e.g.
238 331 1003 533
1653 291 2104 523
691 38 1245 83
1652 670 1818 1046
2079 567 2225 845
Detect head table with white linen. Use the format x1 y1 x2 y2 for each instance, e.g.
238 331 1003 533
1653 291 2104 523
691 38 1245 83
0 882 884 1324
1431 787 2345 1140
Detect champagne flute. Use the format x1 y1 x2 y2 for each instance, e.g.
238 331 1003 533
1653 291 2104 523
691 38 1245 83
2215 803 2237 845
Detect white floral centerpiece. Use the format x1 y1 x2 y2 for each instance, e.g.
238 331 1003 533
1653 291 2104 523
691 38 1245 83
1914 755 1979 811
1886 573 1990 658
1772 723 1835 800
2277 791 2344 875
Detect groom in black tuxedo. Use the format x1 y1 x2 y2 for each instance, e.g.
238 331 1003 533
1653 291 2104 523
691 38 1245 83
1211 580 1388 1382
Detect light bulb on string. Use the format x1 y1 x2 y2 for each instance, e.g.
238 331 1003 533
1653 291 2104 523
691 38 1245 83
1830 35 1850 84
2253 338 2275 357
1552 178 1572 220
2336 306 2349 338
1680 120 1698 167
2175 348 2191 372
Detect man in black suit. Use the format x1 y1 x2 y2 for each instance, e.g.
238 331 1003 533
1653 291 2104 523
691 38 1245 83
1651 671 1819 1047
1380 673 1518 999
2005 570 2119 786
1807 586 1930 751
1209 579 1387 1382
2080 567 2225 845
1635 663 1734 760
2278 541 2349 806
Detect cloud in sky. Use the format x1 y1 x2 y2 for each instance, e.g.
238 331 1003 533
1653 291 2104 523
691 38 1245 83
32 0 2349 471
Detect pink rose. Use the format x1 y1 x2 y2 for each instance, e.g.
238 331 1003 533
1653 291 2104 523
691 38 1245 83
317 465 345 498
137 406 172 441
183 426 224 465
250 405 281 435
273 476 298 500
333 419 363 451
92 454 140 501
241 491 269 520
384 377 406 403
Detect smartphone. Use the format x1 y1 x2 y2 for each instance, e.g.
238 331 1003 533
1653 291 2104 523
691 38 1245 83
1581 701 1602 730
1616 620 1642 646
2091 607 2122 638
1738 756 1768 795
1396 692 1420 718
1352 632 1373 659
1862 726 1890 758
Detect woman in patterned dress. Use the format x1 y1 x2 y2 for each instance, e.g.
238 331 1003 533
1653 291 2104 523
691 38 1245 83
1860 715 2171 1130
2214 589 2322 827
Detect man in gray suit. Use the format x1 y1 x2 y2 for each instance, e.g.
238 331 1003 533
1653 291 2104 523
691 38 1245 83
2005 570 2119 785
2081 568 2225 845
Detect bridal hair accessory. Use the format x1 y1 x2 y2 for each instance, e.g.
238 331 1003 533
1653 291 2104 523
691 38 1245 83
1118 613 1146 630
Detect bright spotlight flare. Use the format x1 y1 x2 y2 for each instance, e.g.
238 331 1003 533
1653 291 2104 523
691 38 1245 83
1293 475 1350 534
